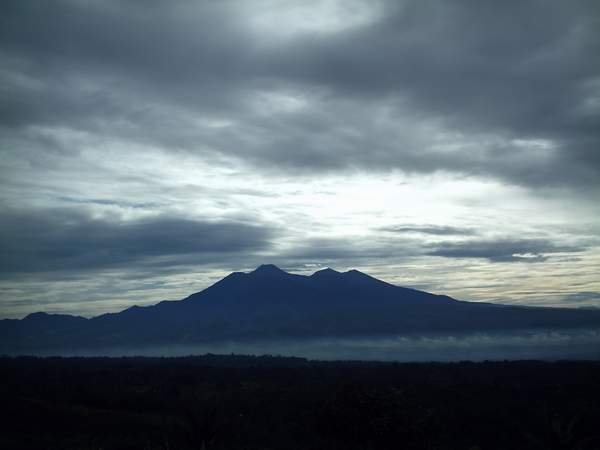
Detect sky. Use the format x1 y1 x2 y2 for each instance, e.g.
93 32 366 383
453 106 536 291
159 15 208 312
1 0 599 319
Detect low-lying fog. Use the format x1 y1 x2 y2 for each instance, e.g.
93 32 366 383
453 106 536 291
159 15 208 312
28 329 600 361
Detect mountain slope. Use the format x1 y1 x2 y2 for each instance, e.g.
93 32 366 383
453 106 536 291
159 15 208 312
2 264 600 354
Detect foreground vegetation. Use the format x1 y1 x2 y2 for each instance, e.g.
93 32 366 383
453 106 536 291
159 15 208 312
1 355 599 449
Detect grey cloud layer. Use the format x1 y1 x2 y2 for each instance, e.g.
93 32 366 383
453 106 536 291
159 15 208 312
427 239 584 263
562 292 600 303
277 234 589 266
1 0 599 317
0 208 274 276
1 0 599 188
379 225 476 236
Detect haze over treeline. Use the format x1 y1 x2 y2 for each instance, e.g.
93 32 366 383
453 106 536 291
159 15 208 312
3 357 600 449
3 265 599 360
1 0 600 319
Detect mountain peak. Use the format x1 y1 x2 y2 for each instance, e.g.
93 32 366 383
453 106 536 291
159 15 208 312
344 269 370 276
253 264 287 275
343 269 388 284
22 311 87 323
311 267 340 277
23 311 49 320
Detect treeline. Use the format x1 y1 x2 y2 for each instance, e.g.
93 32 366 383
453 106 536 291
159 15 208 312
1 356 600 449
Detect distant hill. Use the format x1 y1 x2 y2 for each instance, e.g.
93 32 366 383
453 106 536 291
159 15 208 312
2 264 600 355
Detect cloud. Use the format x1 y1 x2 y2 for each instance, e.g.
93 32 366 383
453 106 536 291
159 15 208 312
1 0 599 189
562 292 600 303
379 225 476 236
427 239 585 263
0 0 599 318
0 208 275 276
58 197 163 209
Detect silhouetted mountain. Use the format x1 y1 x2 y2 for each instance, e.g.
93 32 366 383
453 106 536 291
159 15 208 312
2 265 600 354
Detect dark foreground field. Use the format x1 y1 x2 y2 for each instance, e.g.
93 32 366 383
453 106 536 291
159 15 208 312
1 356 600 450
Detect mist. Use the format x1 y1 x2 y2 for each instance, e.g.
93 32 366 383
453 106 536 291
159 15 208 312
21 329 600 362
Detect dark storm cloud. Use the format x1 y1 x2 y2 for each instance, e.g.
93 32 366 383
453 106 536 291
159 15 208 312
379 225 476 236
1 0 599 188
562 292 600 303
0 208 275 276
282 235 589 267
58 197 163 209
428 239 585 263
274 234 436 272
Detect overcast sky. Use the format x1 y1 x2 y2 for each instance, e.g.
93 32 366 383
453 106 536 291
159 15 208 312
1 0 599 318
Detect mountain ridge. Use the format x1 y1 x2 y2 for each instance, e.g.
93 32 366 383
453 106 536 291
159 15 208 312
2 264 600 355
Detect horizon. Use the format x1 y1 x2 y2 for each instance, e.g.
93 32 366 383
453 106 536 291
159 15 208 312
8 263 600 321
1 0 600 319
6 264 410 319
4 259 600 361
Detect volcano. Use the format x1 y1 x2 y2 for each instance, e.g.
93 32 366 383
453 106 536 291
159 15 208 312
2 264 600 355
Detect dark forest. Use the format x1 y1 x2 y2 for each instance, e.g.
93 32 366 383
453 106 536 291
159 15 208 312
2 355 600 450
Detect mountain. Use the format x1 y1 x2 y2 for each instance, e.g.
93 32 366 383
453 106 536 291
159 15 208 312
2 264 600 355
